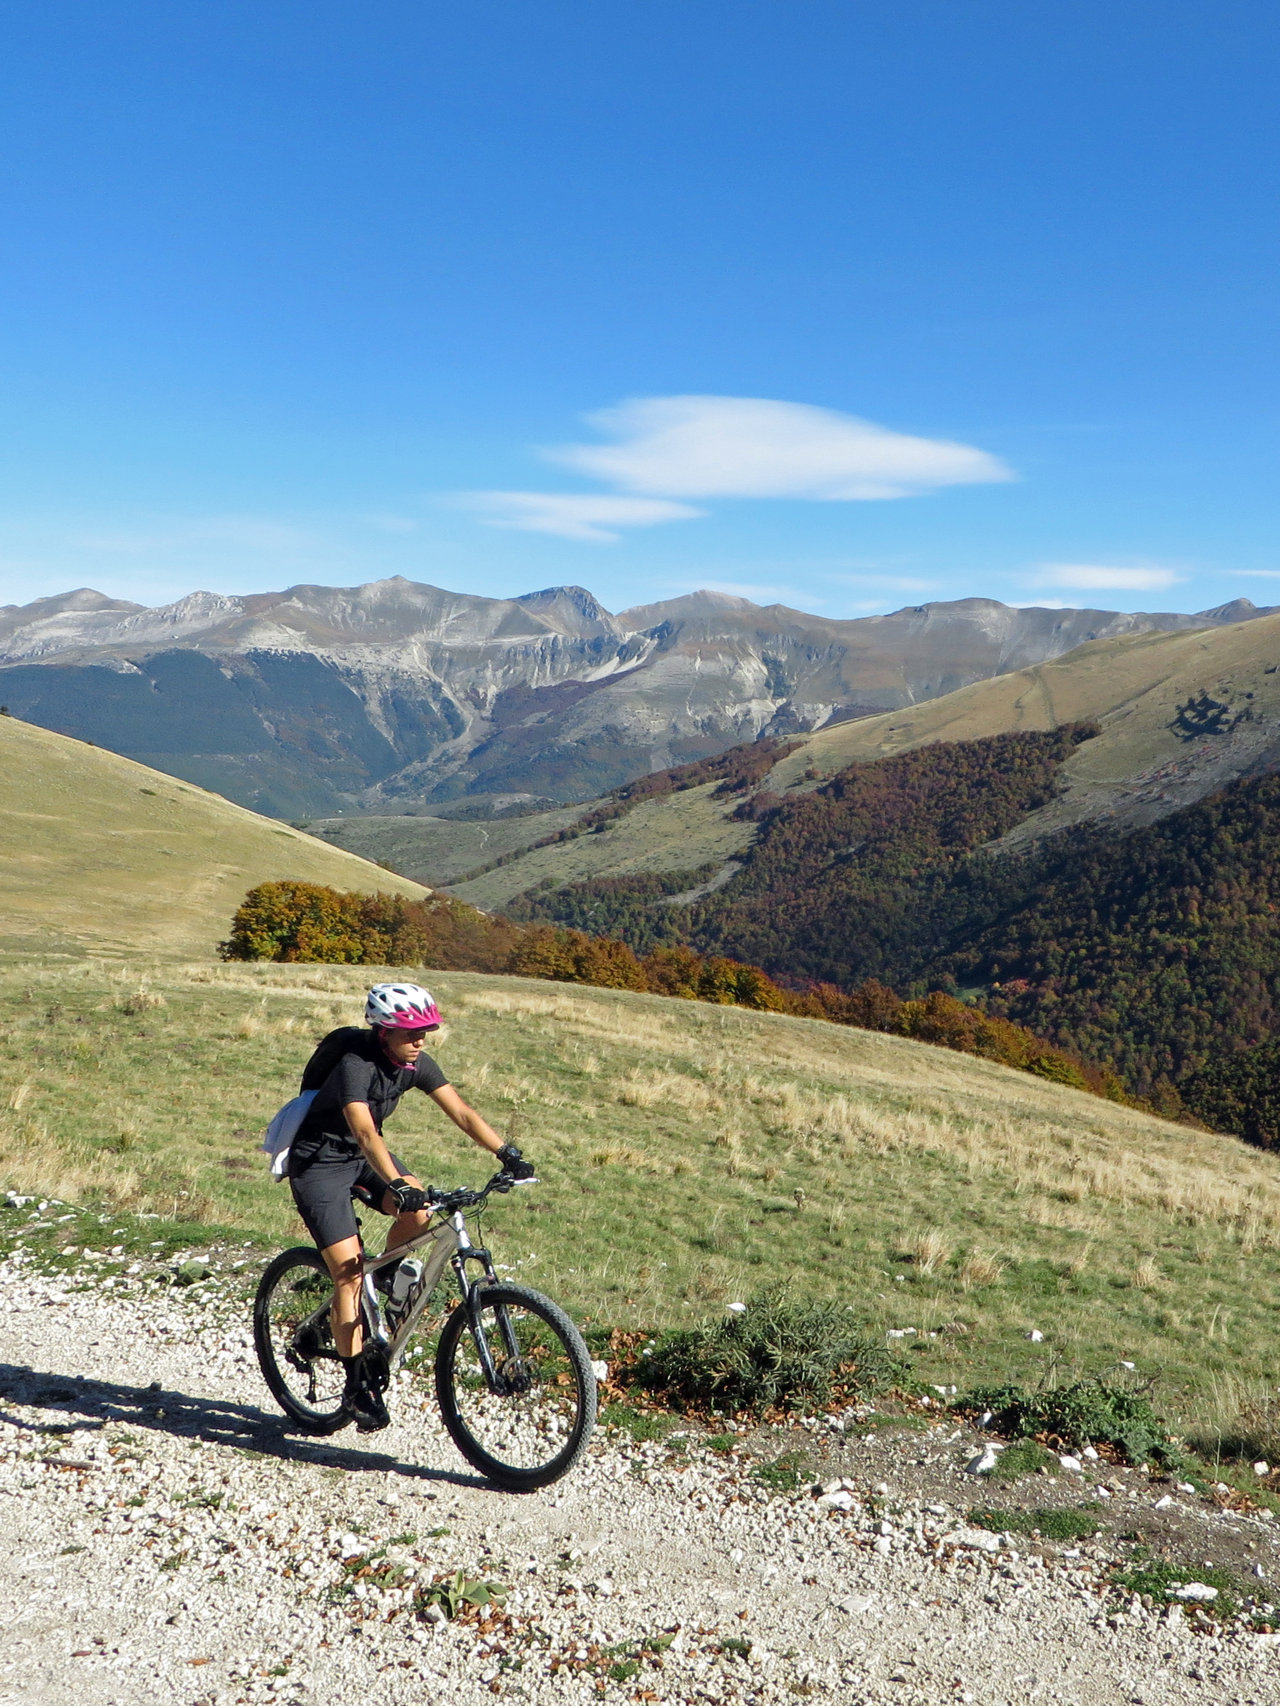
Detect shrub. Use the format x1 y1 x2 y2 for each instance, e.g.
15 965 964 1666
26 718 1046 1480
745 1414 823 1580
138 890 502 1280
966 1375 1181 1469
640 1287 900 1415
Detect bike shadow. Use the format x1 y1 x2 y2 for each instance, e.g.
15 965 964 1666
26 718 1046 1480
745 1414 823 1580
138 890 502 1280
0 1360 492 1490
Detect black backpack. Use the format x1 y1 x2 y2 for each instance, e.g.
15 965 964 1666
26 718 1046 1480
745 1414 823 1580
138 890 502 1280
299 1026 377 1093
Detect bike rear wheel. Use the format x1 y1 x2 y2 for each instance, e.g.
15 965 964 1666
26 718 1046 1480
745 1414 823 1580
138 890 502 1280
434 1283 596 1491
253 1246 351 1434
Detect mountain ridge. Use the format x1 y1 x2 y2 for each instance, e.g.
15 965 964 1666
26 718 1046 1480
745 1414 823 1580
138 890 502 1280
0 576 1273 817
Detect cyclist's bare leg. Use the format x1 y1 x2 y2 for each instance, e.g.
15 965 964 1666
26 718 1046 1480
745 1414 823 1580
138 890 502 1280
320 1236 364 1358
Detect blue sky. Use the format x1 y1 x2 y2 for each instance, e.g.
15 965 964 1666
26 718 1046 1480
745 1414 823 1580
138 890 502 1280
0 2 1276 619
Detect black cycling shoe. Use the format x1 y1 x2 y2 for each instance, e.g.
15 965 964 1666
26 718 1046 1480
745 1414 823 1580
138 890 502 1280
346 1383 391 1432
341 1355 391 1432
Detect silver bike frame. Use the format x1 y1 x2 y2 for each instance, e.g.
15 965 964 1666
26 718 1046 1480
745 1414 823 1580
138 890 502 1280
359 1209 486 1363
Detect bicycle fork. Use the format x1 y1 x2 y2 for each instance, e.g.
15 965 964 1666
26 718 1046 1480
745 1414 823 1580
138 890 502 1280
452 1217 529 1397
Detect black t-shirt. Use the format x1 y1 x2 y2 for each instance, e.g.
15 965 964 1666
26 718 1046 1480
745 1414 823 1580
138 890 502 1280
290 1029 449 1168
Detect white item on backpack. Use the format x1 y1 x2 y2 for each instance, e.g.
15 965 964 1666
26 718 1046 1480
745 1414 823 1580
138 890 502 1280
260 1090 317 1181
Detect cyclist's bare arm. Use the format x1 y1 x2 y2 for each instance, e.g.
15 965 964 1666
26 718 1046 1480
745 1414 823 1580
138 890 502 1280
341 1101 407 1186
429 1084 506 1157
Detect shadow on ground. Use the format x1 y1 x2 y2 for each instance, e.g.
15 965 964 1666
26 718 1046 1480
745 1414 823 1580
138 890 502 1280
0 1360 488 1489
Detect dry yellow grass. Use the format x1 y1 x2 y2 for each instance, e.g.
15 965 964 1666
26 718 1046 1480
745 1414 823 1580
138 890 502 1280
0 714 431 960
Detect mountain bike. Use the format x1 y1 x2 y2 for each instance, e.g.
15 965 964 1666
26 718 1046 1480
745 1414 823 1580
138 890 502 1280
252 1171 596 1491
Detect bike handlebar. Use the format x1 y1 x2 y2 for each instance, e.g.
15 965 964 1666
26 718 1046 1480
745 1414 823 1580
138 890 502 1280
427 1170 537 1216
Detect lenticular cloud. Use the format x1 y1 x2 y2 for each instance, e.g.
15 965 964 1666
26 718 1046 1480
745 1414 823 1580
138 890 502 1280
548 394 1013 502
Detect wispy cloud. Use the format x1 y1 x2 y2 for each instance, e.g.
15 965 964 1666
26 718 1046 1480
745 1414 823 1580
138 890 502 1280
1233 569 1280 580
458 491 703 543
548 395 1014 501
1040 562 1181 593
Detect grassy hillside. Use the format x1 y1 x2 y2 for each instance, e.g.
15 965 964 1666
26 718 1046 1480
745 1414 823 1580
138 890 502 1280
3 955 1279 1432
443 613 1280 909
771 611 1280 839
0 714 430 960
305 802 594 887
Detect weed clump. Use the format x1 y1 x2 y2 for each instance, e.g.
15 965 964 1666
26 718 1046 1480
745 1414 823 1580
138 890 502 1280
966 1375 1181 1469
751 1451 812 1493
989 1438 1060 1481
968 1505 1101 1541
641 1287 899 1415
1108 1549 1246 1622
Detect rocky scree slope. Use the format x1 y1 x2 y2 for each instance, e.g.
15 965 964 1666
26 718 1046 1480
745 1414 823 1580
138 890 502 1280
0 579 1267 818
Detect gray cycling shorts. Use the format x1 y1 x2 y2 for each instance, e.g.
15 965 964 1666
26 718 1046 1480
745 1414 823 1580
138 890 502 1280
288 1151 408 1251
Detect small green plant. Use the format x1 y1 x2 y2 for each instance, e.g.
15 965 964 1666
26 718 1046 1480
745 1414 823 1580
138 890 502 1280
719 1636 752 1659
641 1286 900 1415
601 1401 674 1443
415 1569 509 1621
1108 1548 1243 1620
704 1432 738 1453
989 1438 1059 1481
751 1451 812 1492
847 1410 930 1437
966 1375 1182 1468
968 1505 1101 1540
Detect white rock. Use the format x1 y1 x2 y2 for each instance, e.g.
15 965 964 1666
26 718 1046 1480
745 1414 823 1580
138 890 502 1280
940 1528 1002 1553
886 1328 916 1338
1026 1330 1044 1343
1082 1445 1099 1460
835 1595 876 1615
817 1491 855 1512
1058 1455 1083 1473
590 1360 609 1383
1177 1481 1197 1494
1119 1360 1136 1370
1153 1495 1174 1509
1255 1461 1270 1477
724 1302 747 1313
1172 1583 1218 1602
873 1535 891 1555
966 1445 1005 1476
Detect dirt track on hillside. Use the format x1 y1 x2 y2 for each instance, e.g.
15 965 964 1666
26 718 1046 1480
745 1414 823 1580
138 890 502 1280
3 1251 1280 1706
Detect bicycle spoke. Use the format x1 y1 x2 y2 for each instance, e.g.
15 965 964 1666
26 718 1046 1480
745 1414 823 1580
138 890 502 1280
435 1284 596 1489
253 1248 349 1433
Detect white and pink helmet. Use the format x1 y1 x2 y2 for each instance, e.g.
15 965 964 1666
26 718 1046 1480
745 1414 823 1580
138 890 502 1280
364 982 442 1030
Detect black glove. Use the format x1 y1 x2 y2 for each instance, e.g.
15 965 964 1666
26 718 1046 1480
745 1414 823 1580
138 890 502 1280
387 1177 428 1214
496 1143 536 1180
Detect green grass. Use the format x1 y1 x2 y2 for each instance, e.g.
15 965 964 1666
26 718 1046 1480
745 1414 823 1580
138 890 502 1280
968 1506 1101 1540
988 1439 1061 1482
751 1452 813 1493
4 957 1280 1445
1108 1548 1250 1622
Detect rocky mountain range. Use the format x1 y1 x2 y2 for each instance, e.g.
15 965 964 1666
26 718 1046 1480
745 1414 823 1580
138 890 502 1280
0 577 1271 817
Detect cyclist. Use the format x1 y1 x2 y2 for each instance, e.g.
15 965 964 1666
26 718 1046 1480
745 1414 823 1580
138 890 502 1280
286 981 533 1432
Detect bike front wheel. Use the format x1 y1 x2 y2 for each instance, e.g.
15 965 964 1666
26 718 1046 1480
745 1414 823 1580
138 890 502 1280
253 1246 350 1434
434 1283 596 1490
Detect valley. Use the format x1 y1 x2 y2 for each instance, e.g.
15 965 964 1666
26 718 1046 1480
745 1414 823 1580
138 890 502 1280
1 577 1270 817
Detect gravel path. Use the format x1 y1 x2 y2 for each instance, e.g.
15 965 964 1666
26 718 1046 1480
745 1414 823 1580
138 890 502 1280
3 1248 1280 1705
